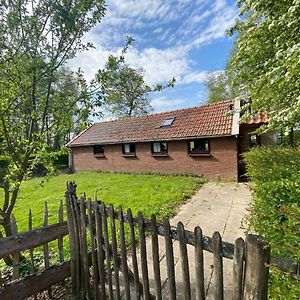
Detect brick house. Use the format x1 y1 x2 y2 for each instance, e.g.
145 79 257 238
67 100 273 181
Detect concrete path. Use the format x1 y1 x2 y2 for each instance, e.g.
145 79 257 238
127 182 251 299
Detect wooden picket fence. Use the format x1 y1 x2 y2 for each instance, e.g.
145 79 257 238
65 181 271 300
0 182 298 299
0 201 70 299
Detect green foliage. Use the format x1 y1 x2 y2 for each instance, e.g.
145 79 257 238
0 156 10 186
228 0 300 131
0 0 105 234
95 37 176 118
244 147 300 298
40 149 69 171
205 71 237 103
46 67 98 150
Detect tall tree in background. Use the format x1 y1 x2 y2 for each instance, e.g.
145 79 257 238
227 0 300 132
95 37 176 118
0 0 105 237
205 71 237 104
47 67 97 151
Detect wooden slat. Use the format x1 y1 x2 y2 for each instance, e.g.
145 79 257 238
43 202 50 269
163 219 176 300
232 238 245 300
101 203 114 299
11 214 19 280
118 206 131 300
93 202 106 300
0 261 71 300
194 226 205 300
87 199 99 300
108 204 121 300
137 212 151 300
243 234 270 300
127 208 141 300
43 202 52 298
212 231 223 300
58 199 64 263
150 214 162 300
28 209 35 274
0 221 68 259
73 196 85 298
65 190 79 297
79 197 91 298
177 222 191 300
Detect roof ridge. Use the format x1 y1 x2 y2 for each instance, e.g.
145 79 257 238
93 99 235 126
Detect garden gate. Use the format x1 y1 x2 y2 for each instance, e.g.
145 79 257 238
65 182 270 300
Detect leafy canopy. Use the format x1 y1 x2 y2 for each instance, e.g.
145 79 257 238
205 71 238 104
228 0 300 132
95 37 176 118
0 0 105 232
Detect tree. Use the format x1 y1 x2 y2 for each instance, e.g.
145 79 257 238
95 37 176 118
0 0 105 237
227 0 300 132
46 67 97 151
205 71 237 104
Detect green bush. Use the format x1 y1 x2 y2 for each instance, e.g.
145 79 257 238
40 149 69 170
244 147 300 299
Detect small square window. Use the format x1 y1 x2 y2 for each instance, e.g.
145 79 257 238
93 145 104 155
188 139 210 154
161 117 175 127
152 142 168 154
123 143 136 155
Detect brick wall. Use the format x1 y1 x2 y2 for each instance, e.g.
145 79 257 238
70 137 238 180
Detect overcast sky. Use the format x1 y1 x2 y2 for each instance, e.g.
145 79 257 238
69 0 238 113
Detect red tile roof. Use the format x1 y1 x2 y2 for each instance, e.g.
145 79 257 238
246 113 268 124
68 100 235 147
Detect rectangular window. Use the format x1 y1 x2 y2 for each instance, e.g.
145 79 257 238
93 145 104 156
188 139 210 154
161 117 175 127
123 143 136 155
152 142 168 154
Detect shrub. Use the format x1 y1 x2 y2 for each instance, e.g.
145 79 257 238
40 149 69 171
244 147 300 299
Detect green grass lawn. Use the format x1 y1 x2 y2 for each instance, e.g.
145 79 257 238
1 172 204 233
0 172 204 274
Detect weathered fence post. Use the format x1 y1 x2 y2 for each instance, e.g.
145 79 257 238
243 234 270 300
10 214 19 280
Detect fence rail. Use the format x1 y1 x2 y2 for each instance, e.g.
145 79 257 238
0 200 70 299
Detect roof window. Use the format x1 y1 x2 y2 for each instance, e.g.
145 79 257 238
161 116 175 127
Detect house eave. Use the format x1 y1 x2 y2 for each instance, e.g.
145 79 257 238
68 133 236 148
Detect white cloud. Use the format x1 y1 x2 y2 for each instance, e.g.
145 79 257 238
67 0 237 104
125 46 188 85
151 96 187 111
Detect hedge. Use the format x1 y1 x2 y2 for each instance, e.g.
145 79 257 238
244 147 300 299
40 149 69 170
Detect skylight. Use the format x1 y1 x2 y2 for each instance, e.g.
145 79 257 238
161 116 175 127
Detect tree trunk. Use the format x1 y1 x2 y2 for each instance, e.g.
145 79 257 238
1 215 13 265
